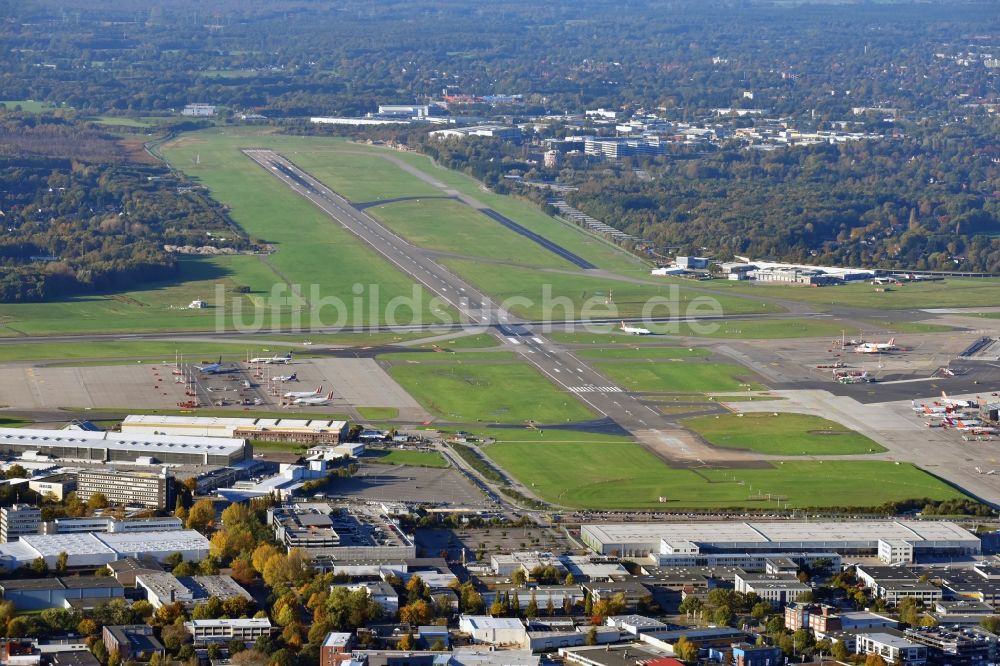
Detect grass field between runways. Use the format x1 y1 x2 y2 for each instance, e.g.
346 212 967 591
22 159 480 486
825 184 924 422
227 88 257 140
387 361 596 424
479 431 965 509
594 360 765 393
683 412 887 455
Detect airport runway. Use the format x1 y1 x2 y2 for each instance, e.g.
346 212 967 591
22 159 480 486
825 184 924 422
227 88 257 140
243 149 749 466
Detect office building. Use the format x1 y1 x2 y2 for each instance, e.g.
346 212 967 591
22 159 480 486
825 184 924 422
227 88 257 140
856 633 928 665
183 618 274 646
734 570 810 607
77 469 172 509
459 616 527 646
905 626 996 666
732 643 783 666
28 473 76 501
0 505 40 543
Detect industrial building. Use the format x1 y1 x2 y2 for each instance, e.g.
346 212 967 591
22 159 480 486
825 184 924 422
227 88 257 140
430 125 521 140
580 521 980 561
136 571 252 609
77 468 172 509
102 626 164 662
0 428 248 466
0 529 209 570
121 415 349 445
0 576 124 610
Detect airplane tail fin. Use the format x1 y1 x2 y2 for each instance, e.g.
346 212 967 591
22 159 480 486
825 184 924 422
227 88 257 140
326 391 334 399
888 338 895 346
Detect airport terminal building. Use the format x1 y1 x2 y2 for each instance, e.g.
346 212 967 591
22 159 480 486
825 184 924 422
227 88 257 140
0 428 248 466
581 521 981 563
121 415 349 445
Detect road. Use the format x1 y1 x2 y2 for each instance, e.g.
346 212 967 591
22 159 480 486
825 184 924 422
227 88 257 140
242 149 744 467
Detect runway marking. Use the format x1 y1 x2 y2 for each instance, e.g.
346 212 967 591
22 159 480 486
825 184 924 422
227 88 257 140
567 385 624 393
506 337 521 345
532 337 544 344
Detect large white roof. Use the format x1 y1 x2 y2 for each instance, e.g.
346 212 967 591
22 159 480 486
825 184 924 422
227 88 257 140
97 529 210 553
582 520 979 547
121 415 346 434
20 533 116 557
0 427 244 455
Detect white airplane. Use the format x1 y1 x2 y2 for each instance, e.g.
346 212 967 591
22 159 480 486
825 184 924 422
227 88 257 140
251 353 293 364
292 390 335 406
620 320 652 336
854 337 897 353
283 385 322 399
940 391 975 408
272 373 297 382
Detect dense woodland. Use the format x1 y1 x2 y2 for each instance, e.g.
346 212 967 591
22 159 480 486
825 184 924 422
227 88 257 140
0 115 252 300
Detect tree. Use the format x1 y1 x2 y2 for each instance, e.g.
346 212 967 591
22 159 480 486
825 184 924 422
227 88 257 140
865 654 888 666
251 543 279 574
898 597 922 627
56 551 68 573
546 595 555 617
793 628 815 655
713 605 735 627
230 650 270 666
674 636 698 662
831 641 850 661
398 634 414 651
980 616 1000 635
511 569 527 587
564 573 575 586
679 596 703 615
526 591 539 619
231 557 256 586
161 624 191 654
186 499 216 532
585 626 598 646
400 600 434 626
86 492 109 511
30 557 48 576
751 602 771 620
78 618 98 636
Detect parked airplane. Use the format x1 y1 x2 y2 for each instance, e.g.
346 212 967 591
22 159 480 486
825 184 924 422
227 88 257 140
912 401 949 414
940 391 975 409
251 353 293 364
283 385 322 399
293 390 335 406
195 357 236 374
272 373 297 382
620 320 652 336
946 417 984 430
854 338 897 353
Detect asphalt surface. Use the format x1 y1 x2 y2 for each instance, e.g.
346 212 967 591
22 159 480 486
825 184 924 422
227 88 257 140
243 149 739 465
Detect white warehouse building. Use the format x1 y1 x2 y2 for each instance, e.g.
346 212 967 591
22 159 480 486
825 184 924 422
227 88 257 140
0 529 209 570
580 521 981 561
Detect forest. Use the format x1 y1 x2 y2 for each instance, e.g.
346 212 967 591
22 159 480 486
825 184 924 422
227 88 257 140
0 114 253 301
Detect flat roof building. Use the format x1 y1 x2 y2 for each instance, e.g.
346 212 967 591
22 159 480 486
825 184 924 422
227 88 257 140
77 468 172 509
0 529 209 570
121 415 349 445
0 428 248 466
580 521 980 559
184 618 273 646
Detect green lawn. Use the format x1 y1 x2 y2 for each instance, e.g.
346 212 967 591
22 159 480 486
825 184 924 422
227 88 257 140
709 277 1000 310
595 360 764 393
386 150 650 277
89 116 161 128
575 347 710 360
550 318 848 342
684 412 886 455
361 449 448 468
388 361 595 424
1 100 58 112
161 129 454 328
441 260 783 321
379 351 518 362
0 340 269 363
414 333 501 349
0 255 293 336
366 198 575 268
357 407 400 420
480 431 965 509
